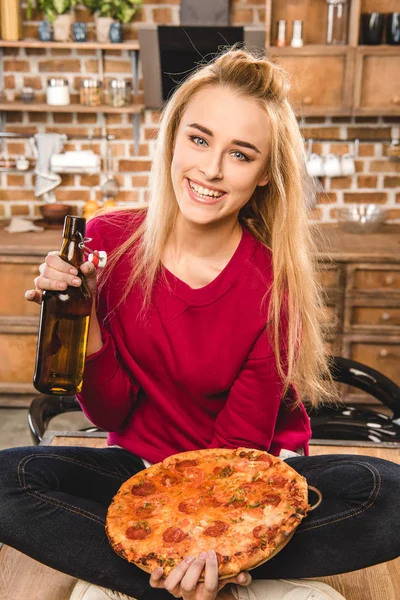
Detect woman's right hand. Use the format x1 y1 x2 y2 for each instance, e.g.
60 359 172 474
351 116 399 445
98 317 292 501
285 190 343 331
25 250 98 305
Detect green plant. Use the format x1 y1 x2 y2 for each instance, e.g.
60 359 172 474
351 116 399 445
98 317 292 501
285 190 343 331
84 0 142 24
27 0 78 22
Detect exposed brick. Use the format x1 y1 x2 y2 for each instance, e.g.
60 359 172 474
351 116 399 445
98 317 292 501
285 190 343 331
328 143 349 154
112 190 140 202
105 114 123 125
0 190 36 201
28 112 47 123
358 144 375 157
59 175 76 187
396 193 400 203
3 48 19 56
257 8 266 20
347 127 392 140
357 176 378 188
0 204 4 217
309 207 323 220
22 24 39 38
353 117 379 124
330 117 351 124
300 127 341 140
104 60 133 74
76 113 98 124
5 113 23 123
132 175 149 187
330 177 352 189
144 128 158 141
384 176 400 187
370 161 400 173
4 59 30 72
129 143 150 157
316 192 337 204
152 7 173 22
53 113 74 124
386 209 400 220
46 126 102 137
55 190 91 202
38 60 81 73
151 111 162 124
119 159 152 172
382 117 400 123
80 174 100 186
343 192 388 203
355 160 364 173
10 204 30 216
26 48 46 56
231 8 254 24
4 75 15 89
22 76 43 90
6 143 26 154
106 143 126 157
7 175 25 186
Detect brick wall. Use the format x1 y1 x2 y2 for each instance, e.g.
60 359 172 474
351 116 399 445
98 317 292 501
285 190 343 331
0 1 399 222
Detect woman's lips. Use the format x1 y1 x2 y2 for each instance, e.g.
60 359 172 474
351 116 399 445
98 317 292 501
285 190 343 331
185 178 226 205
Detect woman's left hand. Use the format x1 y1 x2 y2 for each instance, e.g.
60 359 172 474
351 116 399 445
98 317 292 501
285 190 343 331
150 550 252 600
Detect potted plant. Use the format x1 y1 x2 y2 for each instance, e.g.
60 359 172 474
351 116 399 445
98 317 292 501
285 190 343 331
84 0 142 43
27 0 78 41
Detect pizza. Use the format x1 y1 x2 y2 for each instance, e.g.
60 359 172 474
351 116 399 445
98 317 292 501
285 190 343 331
106 448 310 580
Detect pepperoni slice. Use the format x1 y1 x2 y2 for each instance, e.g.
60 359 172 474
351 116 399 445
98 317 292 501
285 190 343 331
175 459 198 470
203 496 225 508
268 476 288 488
204 520 228 537
233 459 250 472
254 454 274 469
160 473 180 487
183 467 205 487
242 480 267 493
246 507 265 519
229 499 246 508
162 527 188 544
178 498 200 514
253 524 278 540
131 481 156 496
126 523 151 540
261 494 281 506
135 506 154 517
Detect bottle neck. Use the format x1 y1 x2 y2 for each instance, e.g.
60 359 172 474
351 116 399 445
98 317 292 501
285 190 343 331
59 237 85 269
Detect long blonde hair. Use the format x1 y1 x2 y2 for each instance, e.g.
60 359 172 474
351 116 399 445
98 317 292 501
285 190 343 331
99 47 334 407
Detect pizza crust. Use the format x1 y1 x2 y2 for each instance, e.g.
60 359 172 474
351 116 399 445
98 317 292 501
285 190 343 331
106 448 309 580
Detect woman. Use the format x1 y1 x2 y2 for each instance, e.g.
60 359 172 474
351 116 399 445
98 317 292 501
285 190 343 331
0 48 399 600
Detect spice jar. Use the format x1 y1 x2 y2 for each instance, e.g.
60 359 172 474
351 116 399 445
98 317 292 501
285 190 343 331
46 78 70 106
107 79 132 107
80 79 103 107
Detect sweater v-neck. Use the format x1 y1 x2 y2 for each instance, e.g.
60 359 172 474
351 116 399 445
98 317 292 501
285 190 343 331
160 226 256 307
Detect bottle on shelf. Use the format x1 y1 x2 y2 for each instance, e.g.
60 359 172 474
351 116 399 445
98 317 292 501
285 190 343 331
326 0 348 45
33 216 93 395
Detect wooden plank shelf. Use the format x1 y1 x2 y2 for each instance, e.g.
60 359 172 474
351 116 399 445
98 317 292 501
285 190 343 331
0 40 139 51
0 102 145 114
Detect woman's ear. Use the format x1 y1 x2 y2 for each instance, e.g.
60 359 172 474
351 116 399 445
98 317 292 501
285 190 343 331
257 172 269 187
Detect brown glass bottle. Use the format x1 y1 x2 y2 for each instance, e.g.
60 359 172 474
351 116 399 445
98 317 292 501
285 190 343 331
33 216 93 395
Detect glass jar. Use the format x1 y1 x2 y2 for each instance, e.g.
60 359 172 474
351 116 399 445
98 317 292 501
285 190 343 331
107 79 132 108
326 0 348 44
80 79 103 107
46 78 70 106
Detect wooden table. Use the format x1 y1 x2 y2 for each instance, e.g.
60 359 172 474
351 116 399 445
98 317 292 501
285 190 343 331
0 435 399 600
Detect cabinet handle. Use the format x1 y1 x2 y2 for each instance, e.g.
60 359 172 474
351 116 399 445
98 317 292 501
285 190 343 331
380 312 391 321
303 96 313 105
384 275 395 285
392 96 400 105
378 348 389 358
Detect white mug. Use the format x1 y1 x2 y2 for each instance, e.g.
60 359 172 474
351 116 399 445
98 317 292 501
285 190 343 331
306 153 324 177
341 153 356 176
323 153 342 177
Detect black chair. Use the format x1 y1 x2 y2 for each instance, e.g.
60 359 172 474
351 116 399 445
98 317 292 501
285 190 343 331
28 356 400 445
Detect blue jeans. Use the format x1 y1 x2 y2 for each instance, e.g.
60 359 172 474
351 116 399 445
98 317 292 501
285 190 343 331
0 446 399 599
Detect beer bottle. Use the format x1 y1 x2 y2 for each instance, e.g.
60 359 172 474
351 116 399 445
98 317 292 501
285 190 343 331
33 216 93 395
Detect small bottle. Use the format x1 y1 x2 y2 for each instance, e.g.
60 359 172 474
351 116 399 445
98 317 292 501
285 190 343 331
33 216 93 395
276 20 287 47
291 20 304 47
326 0 348 45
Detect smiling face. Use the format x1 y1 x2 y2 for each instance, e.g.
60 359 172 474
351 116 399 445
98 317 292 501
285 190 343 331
170 85 271 227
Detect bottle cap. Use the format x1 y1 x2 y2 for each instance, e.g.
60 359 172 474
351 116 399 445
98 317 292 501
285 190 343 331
63 216 86 239
88 250 107 269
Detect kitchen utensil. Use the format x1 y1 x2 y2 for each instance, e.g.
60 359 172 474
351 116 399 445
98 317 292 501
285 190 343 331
337 204 387 233
101 141 119 200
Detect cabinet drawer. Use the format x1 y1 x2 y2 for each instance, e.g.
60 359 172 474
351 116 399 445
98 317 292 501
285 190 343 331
349 341 400 387
0 332 37 385
350 268 400 292
0 262 41 316
351 307 400 328
316 266 341 289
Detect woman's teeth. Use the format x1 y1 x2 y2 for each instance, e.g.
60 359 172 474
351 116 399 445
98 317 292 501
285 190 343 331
189 180 224 198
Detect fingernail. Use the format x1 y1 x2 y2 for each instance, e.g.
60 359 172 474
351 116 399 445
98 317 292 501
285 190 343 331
185 555 195 564
154 567 163 576
238 574 247 583
207 550 216 558
72 278 81 286
69 268 78 275
199 551 207 559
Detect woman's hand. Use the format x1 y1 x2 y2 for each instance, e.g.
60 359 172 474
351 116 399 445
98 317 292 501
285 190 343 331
150 551 252 600
25 251 98 305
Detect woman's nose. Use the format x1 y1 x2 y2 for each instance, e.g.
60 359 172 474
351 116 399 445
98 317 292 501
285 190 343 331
199 155 223 181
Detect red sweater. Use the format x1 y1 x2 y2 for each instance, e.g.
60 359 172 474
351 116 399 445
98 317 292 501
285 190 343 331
77 211 311 463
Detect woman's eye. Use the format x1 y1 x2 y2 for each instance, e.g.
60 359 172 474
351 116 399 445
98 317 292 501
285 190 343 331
190 136 208 147
232 150 250 162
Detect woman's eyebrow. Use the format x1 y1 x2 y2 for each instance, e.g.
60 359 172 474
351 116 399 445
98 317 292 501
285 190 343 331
186 122 261 154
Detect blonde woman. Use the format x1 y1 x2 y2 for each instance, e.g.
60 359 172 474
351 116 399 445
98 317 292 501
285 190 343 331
1 48 399 600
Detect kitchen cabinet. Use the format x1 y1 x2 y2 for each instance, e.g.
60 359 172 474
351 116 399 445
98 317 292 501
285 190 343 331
265 0 400 116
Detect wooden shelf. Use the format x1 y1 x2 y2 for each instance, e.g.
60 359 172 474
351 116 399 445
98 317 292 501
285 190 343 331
267 45 351 55
0 102 144 114
0 40 139 51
